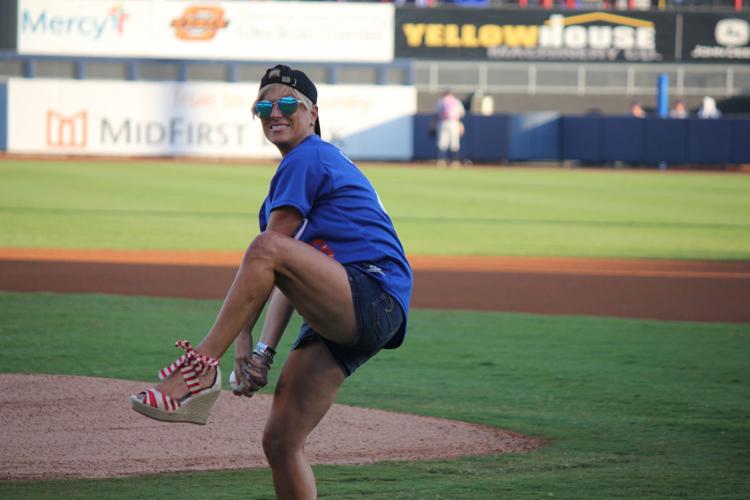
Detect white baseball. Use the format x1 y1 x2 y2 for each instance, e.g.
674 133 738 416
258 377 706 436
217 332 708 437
229 370 243 392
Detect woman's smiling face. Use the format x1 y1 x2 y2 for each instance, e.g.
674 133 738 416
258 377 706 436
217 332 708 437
257 84 317 156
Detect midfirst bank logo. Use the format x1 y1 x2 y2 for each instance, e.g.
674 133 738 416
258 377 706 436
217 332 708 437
22 4 129 40
402 12 659 61
171 5 229 41
47 110 88 148
48 115 249 149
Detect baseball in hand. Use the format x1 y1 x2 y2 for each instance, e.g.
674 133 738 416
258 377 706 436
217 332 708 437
229 370 243 392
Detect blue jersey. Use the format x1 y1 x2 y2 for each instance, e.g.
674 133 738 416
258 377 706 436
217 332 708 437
259 135 413 348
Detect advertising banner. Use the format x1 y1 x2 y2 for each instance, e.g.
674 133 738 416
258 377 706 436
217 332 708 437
682 13 750 62
396 8 677 62
17 0 394 62
6 79 415 160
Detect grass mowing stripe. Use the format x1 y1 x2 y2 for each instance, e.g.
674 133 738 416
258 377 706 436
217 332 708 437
1 292 748 498
2 160 750 258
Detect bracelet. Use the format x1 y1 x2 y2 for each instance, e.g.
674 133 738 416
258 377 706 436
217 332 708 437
253 341 276 365
252 351 274 366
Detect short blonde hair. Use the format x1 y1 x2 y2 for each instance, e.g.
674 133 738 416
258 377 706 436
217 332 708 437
254 83 314 114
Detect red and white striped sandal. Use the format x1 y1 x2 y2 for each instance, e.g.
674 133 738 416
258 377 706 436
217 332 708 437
130 340 221 425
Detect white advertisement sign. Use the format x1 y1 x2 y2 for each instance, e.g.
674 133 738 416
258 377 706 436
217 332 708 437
6 79 415 160
17 0 394 63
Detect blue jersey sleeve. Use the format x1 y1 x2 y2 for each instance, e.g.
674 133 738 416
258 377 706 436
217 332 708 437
268 151 330 218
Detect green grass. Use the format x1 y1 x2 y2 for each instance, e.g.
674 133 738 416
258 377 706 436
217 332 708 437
1 158 748 497
2 159 750 259
1 292 749 498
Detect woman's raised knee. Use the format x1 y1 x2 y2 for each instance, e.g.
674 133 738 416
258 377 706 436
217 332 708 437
242 231 288 267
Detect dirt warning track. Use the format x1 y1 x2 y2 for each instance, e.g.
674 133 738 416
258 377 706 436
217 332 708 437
1 249 748 322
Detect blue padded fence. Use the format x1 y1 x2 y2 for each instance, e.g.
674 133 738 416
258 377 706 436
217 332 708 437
415 113 750 165
413 114 512 161
0 82 6 151
556 115 749 165
732 120 750 164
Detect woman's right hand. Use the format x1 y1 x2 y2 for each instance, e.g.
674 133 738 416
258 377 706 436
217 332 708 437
233 329 254 397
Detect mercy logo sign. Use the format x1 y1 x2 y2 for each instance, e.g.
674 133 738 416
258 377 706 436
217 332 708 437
47 110 88 148
22 3 129 40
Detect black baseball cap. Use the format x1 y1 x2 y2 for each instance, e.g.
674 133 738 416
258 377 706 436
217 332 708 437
260 64 320 136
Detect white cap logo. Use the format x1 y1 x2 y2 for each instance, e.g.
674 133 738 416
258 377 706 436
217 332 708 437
715 19 750 47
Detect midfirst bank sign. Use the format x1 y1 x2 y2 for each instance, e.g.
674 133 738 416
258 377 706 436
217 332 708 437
45 110 248 150
99 119 249 149
4 79 416 160
11 79 273 157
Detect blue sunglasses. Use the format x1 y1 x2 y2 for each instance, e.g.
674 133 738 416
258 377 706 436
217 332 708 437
254 96 303 119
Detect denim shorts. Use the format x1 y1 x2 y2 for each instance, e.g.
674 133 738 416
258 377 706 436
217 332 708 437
291 264 405 376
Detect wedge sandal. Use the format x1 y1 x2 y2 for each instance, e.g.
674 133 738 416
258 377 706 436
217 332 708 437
131 340 221 425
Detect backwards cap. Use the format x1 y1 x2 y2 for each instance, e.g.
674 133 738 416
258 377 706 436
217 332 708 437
260 64 320 136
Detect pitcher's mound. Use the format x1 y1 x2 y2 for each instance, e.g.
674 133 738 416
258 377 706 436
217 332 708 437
0 374 541 480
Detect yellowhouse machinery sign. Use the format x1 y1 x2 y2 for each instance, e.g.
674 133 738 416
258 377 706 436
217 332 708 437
395 8 750 63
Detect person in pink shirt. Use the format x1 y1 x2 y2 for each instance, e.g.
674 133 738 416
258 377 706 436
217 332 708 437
432 89 465 167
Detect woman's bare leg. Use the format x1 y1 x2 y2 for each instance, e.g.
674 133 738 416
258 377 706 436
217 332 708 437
263 339 345 500
202 231 356 356
152 231 355 398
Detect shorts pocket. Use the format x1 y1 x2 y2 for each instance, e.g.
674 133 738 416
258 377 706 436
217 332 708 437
370 292 399 346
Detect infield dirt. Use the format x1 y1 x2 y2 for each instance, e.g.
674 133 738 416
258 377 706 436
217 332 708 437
1 250 748 479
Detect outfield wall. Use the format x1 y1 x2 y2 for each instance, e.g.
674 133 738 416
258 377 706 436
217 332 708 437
411 113 750 165
0 79 415 160
559 115 750 165
1 79 748 164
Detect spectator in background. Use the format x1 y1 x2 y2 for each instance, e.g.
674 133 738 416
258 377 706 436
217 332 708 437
669 99 689 119
629 100 647 118
697 96 722 119
432 89 466 167
468 89 495 116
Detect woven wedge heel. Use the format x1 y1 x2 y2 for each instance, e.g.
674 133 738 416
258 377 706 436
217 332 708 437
131 340 222 425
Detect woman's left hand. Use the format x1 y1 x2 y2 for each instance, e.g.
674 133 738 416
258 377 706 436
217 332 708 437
236 354 270 397
233 330 254 397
